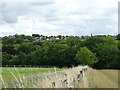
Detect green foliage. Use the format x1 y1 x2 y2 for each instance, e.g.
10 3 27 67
1 34 119 69
102 36 117 46
32 34 40 37
2 45 16 55
75 47 97 66
2 52 12 65
81 36 105 50
93 44 119 69
2 37 14 45
30 43 77 67
118 41 120 49
18 42 35 54
65 36 81 47
117 34 120 40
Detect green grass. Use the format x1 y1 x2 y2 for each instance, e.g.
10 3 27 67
1 67 62 85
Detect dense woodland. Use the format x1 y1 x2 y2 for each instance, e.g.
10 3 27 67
1 34 120 69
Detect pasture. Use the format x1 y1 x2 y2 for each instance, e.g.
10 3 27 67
0 66 119 88
1 67 62 88
87 69 119 88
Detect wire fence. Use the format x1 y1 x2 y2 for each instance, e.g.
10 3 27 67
0 65 57 68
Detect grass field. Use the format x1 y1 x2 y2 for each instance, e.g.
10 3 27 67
0 66 119 88
2 67 61 80
1 67 62 88
87 68 119 88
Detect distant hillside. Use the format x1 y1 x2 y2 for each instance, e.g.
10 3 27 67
1 34 120 69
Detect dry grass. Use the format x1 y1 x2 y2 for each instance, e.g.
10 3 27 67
10 66 85 88
87 68 118 88
0 66 86 88
1 67 62 88
99 70 118 84
1 66 118 88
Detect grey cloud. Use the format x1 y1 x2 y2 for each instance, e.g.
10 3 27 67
2 2 54 23
0 0 118 36
2 3 30 23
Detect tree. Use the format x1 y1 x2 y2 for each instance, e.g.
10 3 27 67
2 45 16 55
1 34 119 69
18 42 34 54
30 43 77 67
93 44 119 69
13 52 27 65
65 36 81 47
32 34 40 37
102 36 117 46
2 37 14 45
118 41 120 50
117 34 120 40
2 52 12 65
75 47 98 66
81 36 105 52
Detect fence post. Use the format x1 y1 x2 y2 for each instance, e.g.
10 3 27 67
6 65 8 70
6 65 8 68
14 65 15 69
19 65 21 70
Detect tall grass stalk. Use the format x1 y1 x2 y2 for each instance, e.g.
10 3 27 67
2 66 89 88
9 71 22 88
0 74 7 88
14 67 24 88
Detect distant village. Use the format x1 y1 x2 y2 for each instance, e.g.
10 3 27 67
1 34 117 43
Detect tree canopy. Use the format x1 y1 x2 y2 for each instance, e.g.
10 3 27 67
1 34 119 69
75 47 97 66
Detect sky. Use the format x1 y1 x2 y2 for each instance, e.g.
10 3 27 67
0 0 119 37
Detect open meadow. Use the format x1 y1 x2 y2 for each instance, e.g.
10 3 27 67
1 67 62 88
87 69 119 88
1 0 120 89
0 66 119 88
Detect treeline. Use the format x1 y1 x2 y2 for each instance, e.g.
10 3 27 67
1 34 120 69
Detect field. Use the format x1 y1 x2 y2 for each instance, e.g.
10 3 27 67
0 67 62 88
2 67 61 80
87 68 119 88
0 66 119 88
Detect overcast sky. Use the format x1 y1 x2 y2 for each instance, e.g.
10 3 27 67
0 0 119 37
